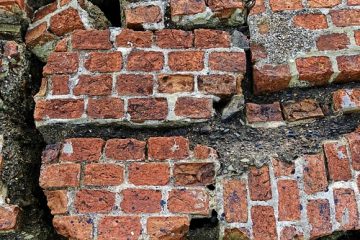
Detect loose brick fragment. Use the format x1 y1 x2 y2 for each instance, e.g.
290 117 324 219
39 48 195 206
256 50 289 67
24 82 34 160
128 98 168 122
335 55 360 83
116 29 153 48
125 5 162 27
293 14 328 30
43 52 79 75
303 154 328 194
39 164 80 188
223 179 248 223
147 217 190 240
253 64 291 94
105 139 146 161
44 190 68 215
307 199 332 238
85 52 122 72
246 102 283 124
0 205 19 231
148 136 189 160
346 132 360 170
84 164 124 186
127 50 164 72
98 216 141 240
25 23 55 47
168 189 209 215
168 51 204 71
53 216 93 240
209 52 246 72
128 163 170 186
296 56 333 86
324 142 352 181
42 143 62 164
333 188 359 230
72 30 111 50
170 0 206 16
174 97 213 119
282 99 324 122
333 89 360 112
74 75 112 96
50 8 85 36
174 162 215 186
272 158 295 177
33 2 57 21
60 138 104 162
277 180 301 221
121 189 162 213
248 165 272 201
156 29 193 48
269 0 302 11
116 74 153 96
158 74 194 93
75 190 115 213
194 29 231 48
198 75 237 96
251 206 277 240
330 10 360 27
316 33 349 51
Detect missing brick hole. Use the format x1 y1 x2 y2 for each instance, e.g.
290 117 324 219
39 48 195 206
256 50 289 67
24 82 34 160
207 184 216 191
188 210 219 239
89 0 121 27
317 230 360 240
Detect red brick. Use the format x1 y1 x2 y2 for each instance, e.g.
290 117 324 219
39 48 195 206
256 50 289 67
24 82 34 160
121 189 162 213
83 164 124 186
223 179 248 223
60 0 71 6
60 138 104 162
116 74 153 96
308 0 341 7
194 29 231 48
293 14 328 30
207 0 243 11
303 154 328 194
50 8 84 36
127 50 164 72
272 158 295 177
87 98 124 119
74 75 112 96
168 51 204 71
53 216 93 240
33 2 57 21
148 136 189 160
324 142 352 181
246 102 283 124
116 29 153 48
333 89 360 112
251 206 277 240
280 226 304 240
269 0 302 11
168 189 209 215
348 0 360 5
147 216 190 240
296 56 333 86
282 99 324 122
34 99 84 120
174 97 213 119
278 180 301 221
51 75 69 95
39 164 80 188
307 199 332 238
335 55 360 83
125 5 162 27
194 145 217 159
128 163 170 186
333 188 359 230
355 31 360 46
316 33 349 51
158 74 194 93
346 133 360 170
98 216 141 240
198 75 237 96
43 52 79 75
170 0 206 16
253 64 291 94
85 52 122 72
44 190 68 215
223 228 250 240
174 162 215 186
3 41 18 58
156 29 193 48
330 10 360 27
75 190 115 213
54 38 68 52
209 52 246 72
248 165 272 201
72 30 111 50
105 138 146 161
250 0 265 15
128 98 168 122
0 205 19 231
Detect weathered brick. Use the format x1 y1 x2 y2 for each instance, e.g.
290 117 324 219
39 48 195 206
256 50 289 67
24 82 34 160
209 52 246 72
53 216 93 240
54 38 69 52
198 75 237 96
308 0 341 7
148 136 189 160
223 179 248 223
127 50 164 72
278 180 301 221
74 75 112 96
333 188 359 230
251 43 267 63
174 163 215 186
168 51 204 71
116 29 153 48
307 199 332 238
335 55 360 83
98 216 141 240
324 142 352 181
0 205 19 231
75 190 115 213
355 31 360 46
35 99 84 120
39 164 80 188
87 98 124 119
194 145 217 159
51 75 69 95
156 29 193 48
246 102 283 124
121 189 162 213
170 0 206 16
333 89 360 112
272 158 295 177
83 164 124 186
296 56 333 86
50 8 84 36
346 133 360 170
348 0 360 5
317 33 349 51
105 138 146 161
168 189 209 215
72 30 111 50
128 98 168 122
194 29 231 48
280 226 304 240
116 74 153 96
293 14 328 30
174 97 213 119
248 165 272 201
43 52 79 75
33 1 57 21
125 5 162 27
253 64 291 94
282 99 324 122
223 228 250 240
44 190 68 215
207 0 243 11
60 138 104 162
330 10 360 27
251 206 277 240
128 163 170 186
250 0 265 15
303 154 328 194
158 74 194 93
85 52 122 72
42 143 62 164
147 217 190 240
269 0 302 11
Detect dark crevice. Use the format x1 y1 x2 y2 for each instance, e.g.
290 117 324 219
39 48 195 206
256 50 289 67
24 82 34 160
317 231 360 240
188 210 219 239
89 0 121 27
